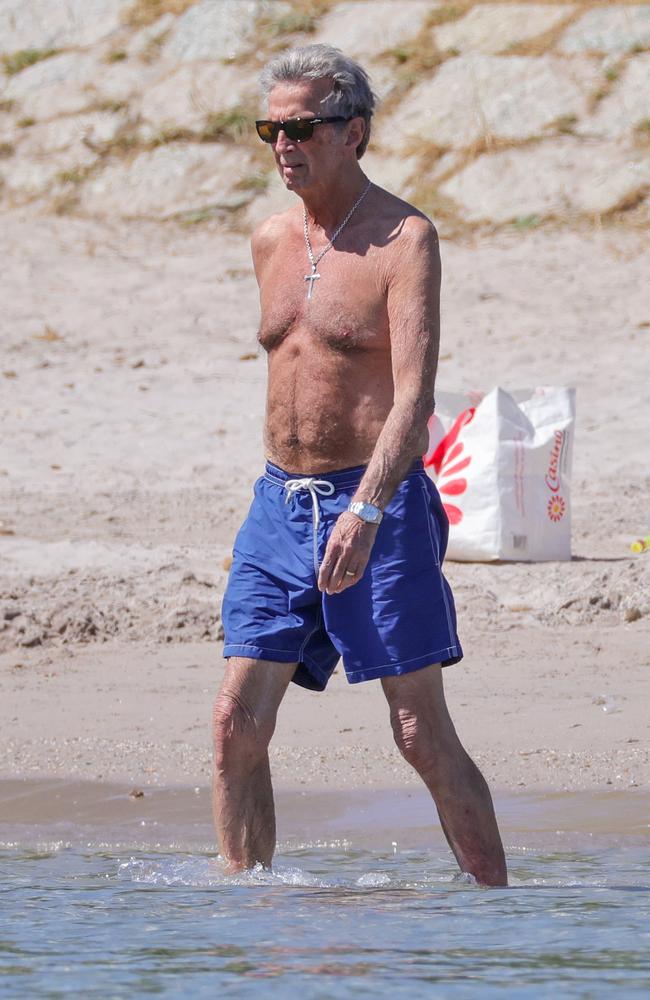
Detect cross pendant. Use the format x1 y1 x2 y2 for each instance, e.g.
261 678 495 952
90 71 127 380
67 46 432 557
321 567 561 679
304 266 321 300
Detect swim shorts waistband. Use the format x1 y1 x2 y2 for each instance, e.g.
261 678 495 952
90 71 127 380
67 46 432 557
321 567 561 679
264 458 425 491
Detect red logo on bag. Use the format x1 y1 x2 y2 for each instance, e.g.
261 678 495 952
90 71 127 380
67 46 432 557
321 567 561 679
547 495 566 522
424 407 475 525
545 431 564 493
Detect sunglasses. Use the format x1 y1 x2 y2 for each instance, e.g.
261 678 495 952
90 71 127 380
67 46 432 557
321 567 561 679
255 116 351 143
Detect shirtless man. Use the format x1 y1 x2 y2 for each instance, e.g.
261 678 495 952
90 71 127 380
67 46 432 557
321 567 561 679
213 44 507 886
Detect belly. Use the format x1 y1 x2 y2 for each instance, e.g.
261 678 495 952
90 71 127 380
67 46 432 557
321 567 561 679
264 345 392 473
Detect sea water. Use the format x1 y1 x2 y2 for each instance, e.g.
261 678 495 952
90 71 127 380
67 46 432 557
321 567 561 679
2 839 649 998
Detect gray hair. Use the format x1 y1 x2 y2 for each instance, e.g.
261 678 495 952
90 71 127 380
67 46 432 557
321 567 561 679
259 44 377 159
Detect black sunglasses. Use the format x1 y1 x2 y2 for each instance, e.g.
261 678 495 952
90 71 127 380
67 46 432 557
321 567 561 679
255 116 351 143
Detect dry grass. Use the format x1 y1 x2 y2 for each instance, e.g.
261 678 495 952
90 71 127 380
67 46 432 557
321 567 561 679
200 106 254 144
51 190 81 215
0 98 15 113
92 99 129 114
2 48 58 76
122 0 196 29
405 132 565 238
376 3 474 111
149 125 192 146
0 141 14 158
137 27 173 63
234 170 270 194
175 205 223 226
545 113 579 136
408 181 470 239
498 6 582 58
587 55 628 112
55 165 94 186
105 50 128 64
511 214 543 231
256 0 333 38
425 3 472 29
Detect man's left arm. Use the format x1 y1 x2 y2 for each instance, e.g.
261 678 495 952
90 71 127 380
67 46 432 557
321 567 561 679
318 217 441 595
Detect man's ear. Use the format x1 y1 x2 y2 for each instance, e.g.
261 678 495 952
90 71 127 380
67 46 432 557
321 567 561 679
345 115 366 153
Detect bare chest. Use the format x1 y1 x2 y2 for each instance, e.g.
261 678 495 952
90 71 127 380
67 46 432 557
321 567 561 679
257 243 388 354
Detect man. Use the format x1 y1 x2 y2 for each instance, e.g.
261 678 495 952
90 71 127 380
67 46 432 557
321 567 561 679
213 44 507 886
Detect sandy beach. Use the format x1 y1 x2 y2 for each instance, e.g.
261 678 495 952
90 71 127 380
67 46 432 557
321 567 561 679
3 12 650 997
1 207 649 823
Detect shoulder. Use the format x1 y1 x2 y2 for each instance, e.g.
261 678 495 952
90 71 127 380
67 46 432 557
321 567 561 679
387 193 438 251
251 205 299 265
368 186 439 257
368 188 440 289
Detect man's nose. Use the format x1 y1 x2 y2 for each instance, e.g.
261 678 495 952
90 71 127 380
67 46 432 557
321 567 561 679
274 129 295 151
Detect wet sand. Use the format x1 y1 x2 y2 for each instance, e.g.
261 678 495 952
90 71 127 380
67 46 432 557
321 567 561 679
2 777 648 855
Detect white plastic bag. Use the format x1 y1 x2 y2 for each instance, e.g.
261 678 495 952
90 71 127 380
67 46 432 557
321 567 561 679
424 387 576 561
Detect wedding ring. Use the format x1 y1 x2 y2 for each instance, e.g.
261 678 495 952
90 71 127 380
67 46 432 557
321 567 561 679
345 570 356 576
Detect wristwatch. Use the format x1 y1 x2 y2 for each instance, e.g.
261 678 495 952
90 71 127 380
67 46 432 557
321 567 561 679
348 501 383 525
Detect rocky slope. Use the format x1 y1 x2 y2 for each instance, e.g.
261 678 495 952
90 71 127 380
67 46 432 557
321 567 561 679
1 0 649 232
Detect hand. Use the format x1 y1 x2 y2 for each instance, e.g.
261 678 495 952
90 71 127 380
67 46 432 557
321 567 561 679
318 511 379 595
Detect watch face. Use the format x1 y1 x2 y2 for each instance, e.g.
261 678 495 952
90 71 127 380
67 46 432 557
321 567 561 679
349 502 382 523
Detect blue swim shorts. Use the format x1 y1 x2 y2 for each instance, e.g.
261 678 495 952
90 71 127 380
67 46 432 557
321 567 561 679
221 460 463 691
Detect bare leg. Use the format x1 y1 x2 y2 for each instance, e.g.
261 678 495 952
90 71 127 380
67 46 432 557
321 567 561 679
212 657 296 872
382 664 507 886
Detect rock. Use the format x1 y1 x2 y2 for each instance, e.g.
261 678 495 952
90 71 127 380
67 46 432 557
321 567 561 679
3 48 165 122
0 147 97 204
137 61 257 134
360 150 418 196
91 59 164 107
311 0 434 99
1 110 126 202
427 149 466 182
17 111 128 155
0 0 130 54
162 0 262 63
577 53 650 139
434 3 575 55
312 1 432 62
126 13 177 58
3 51 98 119
439 137 650 222
382 54 599 149
559 5 650 55
78 141 255 219
20 630 42 648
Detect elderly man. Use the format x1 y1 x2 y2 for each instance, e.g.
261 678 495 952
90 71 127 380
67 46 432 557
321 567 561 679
213 44 507 886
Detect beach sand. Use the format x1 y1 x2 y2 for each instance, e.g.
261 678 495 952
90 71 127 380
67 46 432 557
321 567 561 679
1 207 649 837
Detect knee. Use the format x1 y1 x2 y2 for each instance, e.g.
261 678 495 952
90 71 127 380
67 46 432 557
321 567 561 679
212 690 274 774
390 705 444 778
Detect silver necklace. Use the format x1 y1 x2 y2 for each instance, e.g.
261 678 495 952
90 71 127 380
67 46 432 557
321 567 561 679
303 179 372 300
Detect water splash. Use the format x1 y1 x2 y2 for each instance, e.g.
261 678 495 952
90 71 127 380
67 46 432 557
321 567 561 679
119 856 339 888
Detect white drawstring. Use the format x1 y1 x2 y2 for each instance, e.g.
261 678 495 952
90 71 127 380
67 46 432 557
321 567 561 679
284 477 335 574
